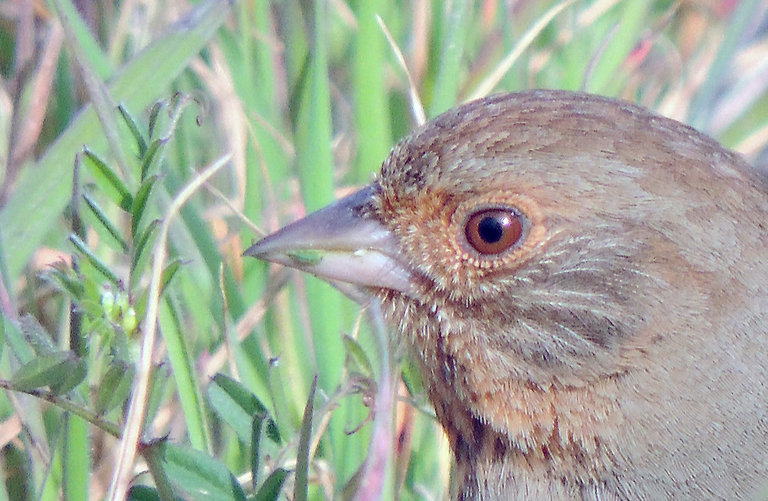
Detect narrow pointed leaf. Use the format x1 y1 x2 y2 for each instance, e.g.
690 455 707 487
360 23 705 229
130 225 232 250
69 234 120 284
132 175 159 237
82 192 129 252
159 259 182 296
343 335 373 378
208 373 267 444
251 416 263 490
118 104 149 157
253 469 289 501
49 356 87 395
145 364 171 428
82 148 134 211
95 360 136 413
265 420 281 444
148 101 166 140
48 266 86 300
140 139 166 183
19 314 58 356
294 376 317 501
211 373 268 415
133 256 181 322
132 218 161 274
10 351 80 392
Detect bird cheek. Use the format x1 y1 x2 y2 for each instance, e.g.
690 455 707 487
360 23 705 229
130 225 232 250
388 190 551 295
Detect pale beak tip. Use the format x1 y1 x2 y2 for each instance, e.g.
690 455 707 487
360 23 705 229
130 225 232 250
243 231 286 261
242 241 261 259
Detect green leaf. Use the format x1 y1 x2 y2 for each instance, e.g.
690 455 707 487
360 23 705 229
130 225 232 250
134 257 181 320
127 485 162 501
10 351 82 392
343 335 373 378
132 175 159 237
210 373 268 415
400 358 424 398
265 420 281 444
48 265 86 300
163 444 247 501
139 139 166 183
253 469 289 501
95 360 136 414
127 485 185 501
118 104 149 157
430 0 471 116
69 234 121 285
159 259 182 296
131 218 160 275
49 356 87 395
82 191 130 252
207 373 268 444
294 375 317 501
19 314 58 356
82 148 134 212
148 100 166 140
145 364 172 428
250 416 263 490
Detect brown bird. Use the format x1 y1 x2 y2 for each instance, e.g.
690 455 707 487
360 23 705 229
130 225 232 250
245 90 768 499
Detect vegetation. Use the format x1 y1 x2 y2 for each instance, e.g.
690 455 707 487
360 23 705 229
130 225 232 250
0 0 766 499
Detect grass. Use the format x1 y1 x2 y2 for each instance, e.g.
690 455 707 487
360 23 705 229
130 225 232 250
0 0 767 500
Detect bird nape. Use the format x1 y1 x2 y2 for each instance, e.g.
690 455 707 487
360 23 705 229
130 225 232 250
245 90 768 500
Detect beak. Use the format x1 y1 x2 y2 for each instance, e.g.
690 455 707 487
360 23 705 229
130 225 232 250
244 185 414 295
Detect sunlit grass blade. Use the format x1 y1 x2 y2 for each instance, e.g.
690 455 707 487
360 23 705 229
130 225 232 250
429 0 471 116
159 297 210 452
352 0 392 183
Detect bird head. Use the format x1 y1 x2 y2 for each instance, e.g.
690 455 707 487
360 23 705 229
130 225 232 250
245 90 765 471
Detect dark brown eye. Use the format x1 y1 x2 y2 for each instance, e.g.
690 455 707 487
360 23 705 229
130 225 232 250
464 208 524 255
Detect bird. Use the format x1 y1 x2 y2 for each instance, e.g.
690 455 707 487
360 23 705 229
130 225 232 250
245 90 768 500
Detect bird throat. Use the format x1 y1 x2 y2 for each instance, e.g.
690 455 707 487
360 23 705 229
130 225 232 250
385 291 624 494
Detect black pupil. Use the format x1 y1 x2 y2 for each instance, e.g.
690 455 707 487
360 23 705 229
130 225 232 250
477 216 504 243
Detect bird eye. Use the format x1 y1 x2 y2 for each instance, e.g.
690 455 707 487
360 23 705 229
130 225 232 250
464 208 524 255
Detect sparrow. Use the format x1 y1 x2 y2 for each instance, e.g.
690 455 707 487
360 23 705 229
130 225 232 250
245 90 768 499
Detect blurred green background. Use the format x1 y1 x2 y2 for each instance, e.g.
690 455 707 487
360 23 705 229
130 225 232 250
0 0 766 499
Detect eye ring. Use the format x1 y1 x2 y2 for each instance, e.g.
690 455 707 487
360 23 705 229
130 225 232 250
463 207 525 255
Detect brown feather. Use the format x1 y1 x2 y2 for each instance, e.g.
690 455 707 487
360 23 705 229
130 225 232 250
248 90 768 499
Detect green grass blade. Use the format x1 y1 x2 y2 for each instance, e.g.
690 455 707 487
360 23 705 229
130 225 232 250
294 0 345 396
160 298 211 452
429 0 471 116
352 0 392 183
50 0 113 79
63 415 90 501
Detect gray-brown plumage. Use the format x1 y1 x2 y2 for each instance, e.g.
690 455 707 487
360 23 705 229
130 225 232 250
245 90 768 499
